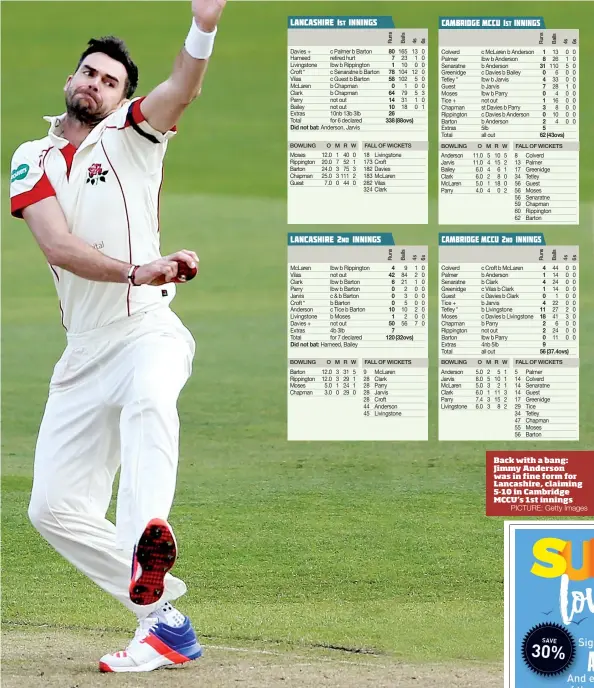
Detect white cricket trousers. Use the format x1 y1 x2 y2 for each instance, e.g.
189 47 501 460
28 307 195 619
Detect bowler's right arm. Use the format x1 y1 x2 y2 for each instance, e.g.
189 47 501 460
22 197 196 286
23 197 143 283
11 144 195 286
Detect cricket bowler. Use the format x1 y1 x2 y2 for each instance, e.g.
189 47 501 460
9 0 226 673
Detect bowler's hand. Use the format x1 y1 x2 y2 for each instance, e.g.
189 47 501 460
192 0 226 33
135 250 199 286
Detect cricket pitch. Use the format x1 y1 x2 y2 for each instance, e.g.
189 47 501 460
2 626 503 687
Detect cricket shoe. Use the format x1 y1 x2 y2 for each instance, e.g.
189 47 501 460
99 614 202 672
129 518 177 606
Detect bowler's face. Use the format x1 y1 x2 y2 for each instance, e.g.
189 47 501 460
64 52 128 124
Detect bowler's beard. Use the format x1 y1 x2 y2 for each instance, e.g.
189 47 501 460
65 90 106 126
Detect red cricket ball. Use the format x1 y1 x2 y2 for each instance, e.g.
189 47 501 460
173 259 198 283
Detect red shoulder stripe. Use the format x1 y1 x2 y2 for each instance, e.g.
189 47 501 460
11 173 56 218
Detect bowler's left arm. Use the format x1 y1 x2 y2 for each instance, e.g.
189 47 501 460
139 0 226 134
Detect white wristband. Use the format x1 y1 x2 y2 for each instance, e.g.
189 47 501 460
184 20 217 60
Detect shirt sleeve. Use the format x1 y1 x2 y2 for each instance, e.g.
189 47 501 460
119 97 177 173
10 142 57 219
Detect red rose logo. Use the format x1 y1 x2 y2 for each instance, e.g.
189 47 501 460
87 163 109 185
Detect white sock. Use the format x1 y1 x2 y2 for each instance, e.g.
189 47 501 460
154 601 185 628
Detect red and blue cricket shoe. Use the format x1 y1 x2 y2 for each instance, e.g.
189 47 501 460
129 518 177 606
99 611 203 672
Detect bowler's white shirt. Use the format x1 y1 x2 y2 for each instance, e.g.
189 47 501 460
10 97 177 334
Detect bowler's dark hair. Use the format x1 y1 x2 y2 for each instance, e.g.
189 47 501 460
76 36 139 99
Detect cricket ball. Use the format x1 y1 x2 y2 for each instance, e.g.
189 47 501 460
173 259 197 283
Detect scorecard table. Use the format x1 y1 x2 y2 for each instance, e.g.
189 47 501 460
438 17 579 225
288 233 428 440
438 234 579 441
288 16 428 224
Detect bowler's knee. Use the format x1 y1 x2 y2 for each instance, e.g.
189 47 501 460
28 481 67 533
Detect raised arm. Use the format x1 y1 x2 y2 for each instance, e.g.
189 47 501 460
139 0 226 134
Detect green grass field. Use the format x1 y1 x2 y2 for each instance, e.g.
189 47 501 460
2 0 594 666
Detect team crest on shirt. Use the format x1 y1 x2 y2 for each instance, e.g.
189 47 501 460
86 163 109 185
